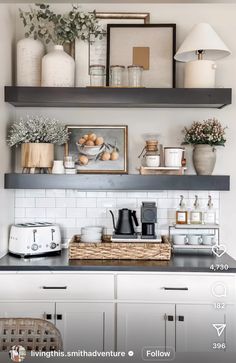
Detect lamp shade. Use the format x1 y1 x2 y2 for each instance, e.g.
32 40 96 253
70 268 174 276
175 23 231 62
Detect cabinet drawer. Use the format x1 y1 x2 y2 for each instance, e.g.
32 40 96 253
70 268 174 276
0 274 114 300
117 274 236 303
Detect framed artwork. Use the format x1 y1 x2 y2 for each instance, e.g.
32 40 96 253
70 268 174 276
106 24 176 88
65 125 128 174
89 12 150 71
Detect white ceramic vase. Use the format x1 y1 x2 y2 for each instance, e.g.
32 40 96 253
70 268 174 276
193 144 216 175
41 45 75 87
17 38 45 86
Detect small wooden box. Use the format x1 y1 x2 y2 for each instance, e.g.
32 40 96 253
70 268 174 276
69 235 171 261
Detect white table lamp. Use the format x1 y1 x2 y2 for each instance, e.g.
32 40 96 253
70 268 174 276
174 23 231 88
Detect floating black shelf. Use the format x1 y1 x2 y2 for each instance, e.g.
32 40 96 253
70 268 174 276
5 87 232 108
4 174 230 191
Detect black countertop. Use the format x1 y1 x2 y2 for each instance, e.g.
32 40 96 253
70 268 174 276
0 250 236 272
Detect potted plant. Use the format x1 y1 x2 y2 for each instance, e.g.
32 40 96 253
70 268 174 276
182 118 227 175
19 4 105 87
7 115 69 173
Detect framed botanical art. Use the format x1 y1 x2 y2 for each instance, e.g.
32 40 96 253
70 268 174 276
65 125 128 174
106 24 176 88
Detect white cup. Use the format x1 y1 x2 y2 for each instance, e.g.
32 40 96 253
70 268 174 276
188 235 202 245
146 155 160 167
164 147 184 167
202 235 216 246
52 160 65 174
173 234 188 245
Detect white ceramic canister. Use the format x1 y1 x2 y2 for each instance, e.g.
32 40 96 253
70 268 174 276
17 38 45 86
164 147 184 167
52 160 65 174
42 45 75 87
146 155 160 167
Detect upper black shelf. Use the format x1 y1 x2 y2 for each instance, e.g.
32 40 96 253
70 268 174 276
5 87 232 108
4 174 230 191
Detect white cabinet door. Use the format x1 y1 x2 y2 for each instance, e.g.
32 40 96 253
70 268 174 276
56 302 115 351
176 304 236 353
0 302 55 321
117 303 175 355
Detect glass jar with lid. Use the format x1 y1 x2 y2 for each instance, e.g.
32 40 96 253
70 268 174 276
89 65 105 87
110 65 125 87
128 65 143 87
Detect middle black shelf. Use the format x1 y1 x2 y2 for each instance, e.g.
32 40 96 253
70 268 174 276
4 174 230 191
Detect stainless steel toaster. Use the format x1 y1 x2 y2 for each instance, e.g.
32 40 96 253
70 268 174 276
9 222 61 257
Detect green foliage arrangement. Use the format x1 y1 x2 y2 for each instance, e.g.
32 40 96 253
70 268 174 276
19 4 105 45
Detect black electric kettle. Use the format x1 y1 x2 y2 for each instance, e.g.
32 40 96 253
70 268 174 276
110 209 139 235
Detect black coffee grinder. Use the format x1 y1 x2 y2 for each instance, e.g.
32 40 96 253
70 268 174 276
141 202 157 239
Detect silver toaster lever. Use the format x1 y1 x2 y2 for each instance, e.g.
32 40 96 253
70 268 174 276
51 228 55 241
33 229 37 242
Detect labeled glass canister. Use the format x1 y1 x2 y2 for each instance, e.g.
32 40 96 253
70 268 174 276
90 65 105 87
110 65 125 87
128 65 143 87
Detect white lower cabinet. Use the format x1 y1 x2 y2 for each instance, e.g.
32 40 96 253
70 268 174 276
0 272 235 354
55 302 115 351
117 303 175 355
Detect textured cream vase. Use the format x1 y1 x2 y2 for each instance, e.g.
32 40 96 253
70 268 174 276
41 45 75 87
17 38 45 86
193 144 216 175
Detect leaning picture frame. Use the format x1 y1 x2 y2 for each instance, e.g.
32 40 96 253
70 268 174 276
106 24 176 88
88 12 150 70
65 125 128 174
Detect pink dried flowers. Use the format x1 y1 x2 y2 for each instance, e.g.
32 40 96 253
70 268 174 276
182 118 227 146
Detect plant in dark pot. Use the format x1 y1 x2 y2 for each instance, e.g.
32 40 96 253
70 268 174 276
7 115 69 173
182 118 227 175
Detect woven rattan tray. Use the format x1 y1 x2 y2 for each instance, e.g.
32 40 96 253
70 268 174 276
69 235 171 261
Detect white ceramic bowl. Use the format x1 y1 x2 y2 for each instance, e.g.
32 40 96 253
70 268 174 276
81 226 104 234
77 143 105 160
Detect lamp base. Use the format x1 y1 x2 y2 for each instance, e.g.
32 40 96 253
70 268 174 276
184 60 216 88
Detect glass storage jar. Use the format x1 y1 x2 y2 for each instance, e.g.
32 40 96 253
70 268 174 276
89 65 105 87
110 65 125 87
128 65 143 87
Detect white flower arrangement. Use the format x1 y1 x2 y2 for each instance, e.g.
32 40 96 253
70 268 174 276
7 115 69 147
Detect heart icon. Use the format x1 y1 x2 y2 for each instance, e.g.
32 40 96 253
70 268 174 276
212 245 226 258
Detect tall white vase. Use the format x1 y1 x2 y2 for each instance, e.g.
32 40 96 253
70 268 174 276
17 38 45 86
41 45 75 87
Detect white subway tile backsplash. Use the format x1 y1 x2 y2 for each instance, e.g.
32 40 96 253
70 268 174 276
56 198 76 208
46 208 66 218
15 198 35 208
46 189 66 198
67 208 87 218
14 189 221 243
148 191 168 198
25 189 45 198
56 218 76 228
106 192 127 198
25 208 46 218
87 208 107 218
77 198 96 208
87 192 107 198
97 198 116 208
66 190 86 198
15 208 25 218
116 199 137 208
36 198 56 208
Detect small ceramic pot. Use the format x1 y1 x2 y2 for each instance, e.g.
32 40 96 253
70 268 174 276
193 144 216 175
